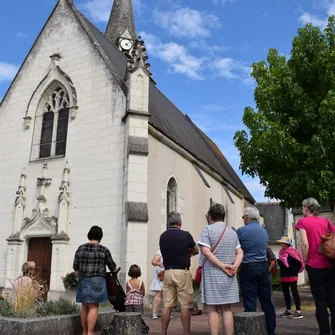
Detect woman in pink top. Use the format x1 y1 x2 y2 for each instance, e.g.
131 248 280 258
295 197 335 335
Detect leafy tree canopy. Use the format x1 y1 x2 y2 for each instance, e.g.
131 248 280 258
234 16 335 208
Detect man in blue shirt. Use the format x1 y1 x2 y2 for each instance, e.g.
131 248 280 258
237 207 276 335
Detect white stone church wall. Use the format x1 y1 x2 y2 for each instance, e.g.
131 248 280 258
147 135 246 287
0 1 125 289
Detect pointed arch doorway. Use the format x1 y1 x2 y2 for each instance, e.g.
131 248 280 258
27 237 52 298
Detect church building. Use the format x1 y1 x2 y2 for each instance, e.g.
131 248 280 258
0 0 255 299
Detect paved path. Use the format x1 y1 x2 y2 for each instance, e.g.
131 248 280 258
142 309 319 335
97 290 320 334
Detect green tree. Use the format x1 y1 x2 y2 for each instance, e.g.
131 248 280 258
234 16 335 208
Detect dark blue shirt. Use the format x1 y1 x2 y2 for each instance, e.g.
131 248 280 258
237 222 269 263
160 228 196 269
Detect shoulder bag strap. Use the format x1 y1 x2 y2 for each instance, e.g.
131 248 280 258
326 219 334 234
201 224 228 268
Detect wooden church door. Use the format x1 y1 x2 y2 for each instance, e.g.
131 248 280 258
27 237 52 298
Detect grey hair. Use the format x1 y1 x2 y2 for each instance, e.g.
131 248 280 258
167 211 182 227
243 207 260 221
302 197 320 216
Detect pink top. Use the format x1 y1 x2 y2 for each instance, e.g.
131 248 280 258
295 216 335 269
124 280 143 306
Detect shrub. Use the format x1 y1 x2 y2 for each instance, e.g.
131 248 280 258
36 299 80 317
0 299 14 317
272 269 282 291
62 272 77 290
11 277 46 318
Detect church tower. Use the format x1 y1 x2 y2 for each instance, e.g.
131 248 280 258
105 0 137 50
106 0 152 286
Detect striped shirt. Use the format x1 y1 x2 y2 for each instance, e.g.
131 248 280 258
73 243 116 278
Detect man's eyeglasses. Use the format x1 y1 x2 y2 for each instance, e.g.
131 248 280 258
242 215 245 219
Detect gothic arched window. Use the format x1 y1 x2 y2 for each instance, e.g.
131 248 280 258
31 84 70 160
166 177 178 217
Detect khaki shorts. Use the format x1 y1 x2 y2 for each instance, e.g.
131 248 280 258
162 269 193 308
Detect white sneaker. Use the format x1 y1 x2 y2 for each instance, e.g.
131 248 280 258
151 313 158 319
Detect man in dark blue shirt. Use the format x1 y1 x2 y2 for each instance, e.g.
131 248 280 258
237 207 276 335
160 212 198 335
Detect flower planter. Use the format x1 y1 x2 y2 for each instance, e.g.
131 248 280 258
64 288 76 302
0 310 114 335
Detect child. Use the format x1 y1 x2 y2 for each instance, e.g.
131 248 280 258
125 264 145 314
13 261 35 293
149 250 164 319
277 236 304 319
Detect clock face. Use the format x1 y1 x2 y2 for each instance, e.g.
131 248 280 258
120 39 133 51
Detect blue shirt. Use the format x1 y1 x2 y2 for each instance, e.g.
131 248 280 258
237 222 269 263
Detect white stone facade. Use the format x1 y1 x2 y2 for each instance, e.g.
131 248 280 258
0 1 126 293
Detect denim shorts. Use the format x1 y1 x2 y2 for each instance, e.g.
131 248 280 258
76 276 108 303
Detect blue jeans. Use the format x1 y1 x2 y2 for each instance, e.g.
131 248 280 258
239 261 276 335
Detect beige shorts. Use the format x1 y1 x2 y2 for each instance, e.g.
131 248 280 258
162 269 193 308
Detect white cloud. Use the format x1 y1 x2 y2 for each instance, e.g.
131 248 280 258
153 7 220 39
140 32 205 80
188 40 230 55
298 0 335 28
213 58 253 85
0 62 19 83
82 0 142 22
139 32 252 83
212 0 238 7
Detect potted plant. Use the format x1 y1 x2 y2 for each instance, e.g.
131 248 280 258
62 272 77 301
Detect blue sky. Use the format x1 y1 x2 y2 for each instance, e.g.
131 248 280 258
0 0 333 202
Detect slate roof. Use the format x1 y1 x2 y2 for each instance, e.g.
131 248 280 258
75 8 255 204
149 86 254 202
256 202 286 242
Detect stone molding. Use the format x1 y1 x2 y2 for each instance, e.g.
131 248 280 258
50 230 70 242
24 53 78 129
128 136 149 156
126 202 148 222
127 37 152 76
122 109 150 123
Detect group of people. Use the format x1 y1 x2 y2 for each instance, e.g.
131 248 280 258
71 197 335 335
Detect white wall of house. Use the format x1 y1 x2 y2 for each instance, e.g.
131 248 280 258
147 134 246 287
